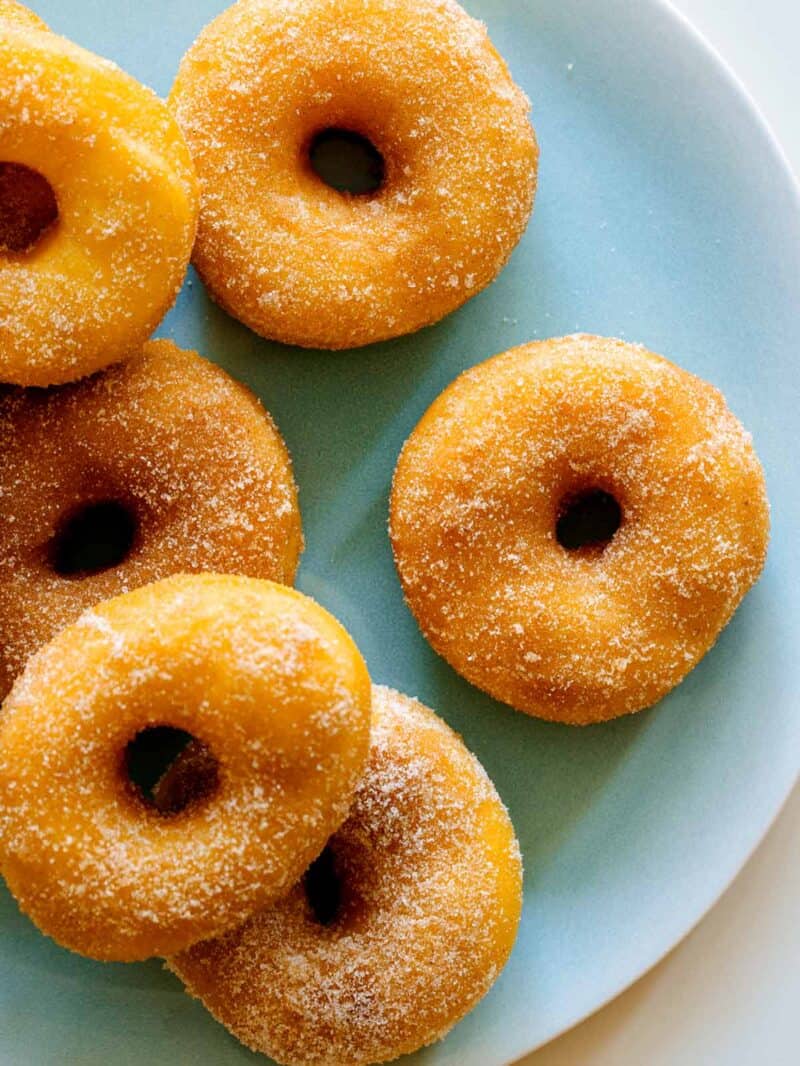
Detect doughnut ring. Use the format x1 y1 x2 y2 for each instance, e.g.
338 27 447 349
390 335 770 724
169 685 522 1066
0 10 198 384
0 574 372 961
169 0 537 349
0 338 302 699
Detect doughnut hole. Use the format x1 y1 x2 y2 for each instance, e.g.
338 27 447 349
307 127 385 196
48 499 139 577
0 162 58 253
303 844 343 926
124 728 220 815
556 488 622 553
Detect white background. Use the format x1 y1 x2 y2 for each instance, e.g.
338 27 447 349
521 2 800 1062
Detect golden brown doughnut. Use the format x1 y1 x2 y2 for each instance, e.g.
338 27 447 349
169 0 537 349
0 574 372 961
0 338 302 699
170 685 522 1066
390 335 770 725
0 12 198 384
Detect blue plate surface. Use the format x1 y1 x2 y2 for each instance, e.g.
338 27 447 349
2 1 799 1063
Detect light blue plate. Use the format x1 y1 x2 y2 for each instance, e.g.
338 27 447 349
2 1 799 1063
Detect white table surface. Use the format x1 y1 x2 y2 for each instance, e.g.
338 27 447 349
520 2 800 1063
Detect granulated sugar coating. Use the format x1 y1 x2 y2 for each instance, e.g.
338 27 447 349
390 335 770 725
170 685 522 1066
0 338 303 700
0 0 48 32
0 14 198 385
0 574 372 961
169 0 538 349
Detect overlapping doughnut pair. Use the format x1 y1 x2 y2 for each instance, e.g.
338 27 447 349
0 578 521 1065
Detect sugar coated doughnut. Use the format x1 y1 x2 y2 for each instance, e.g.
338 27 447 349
0 338 302 700
170 685 522 1066
0 574 372 961
169 0 537 349
0 17 198 385
0 0 48 31
391 335 770 725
